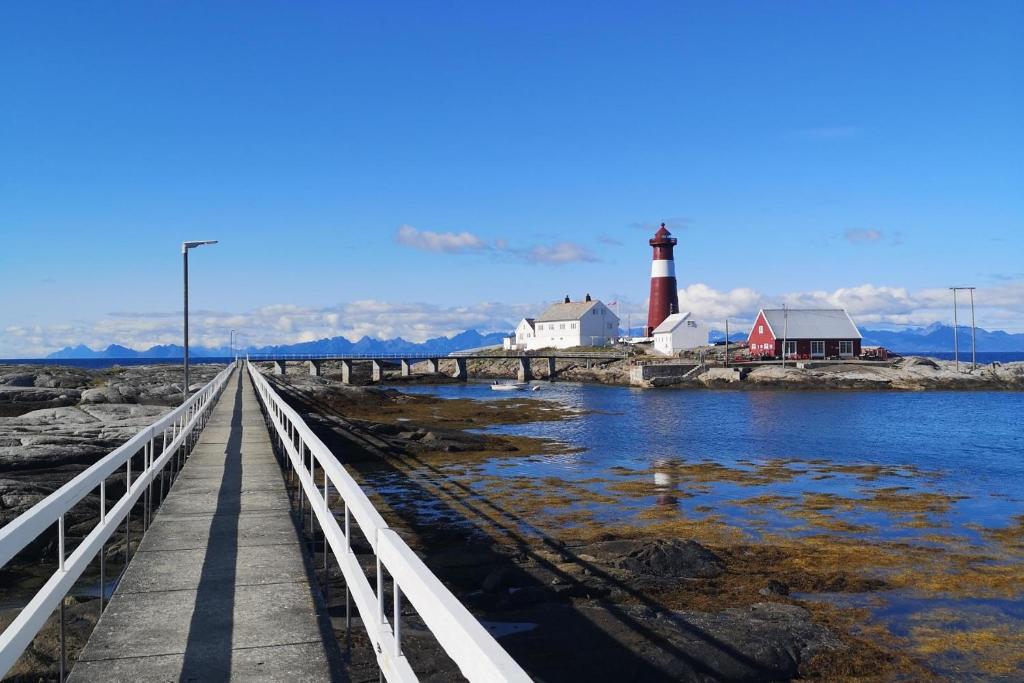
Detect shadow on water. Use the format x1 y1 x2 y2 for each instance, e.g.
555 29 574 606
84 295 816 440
271 376 783 682
179 371 243 679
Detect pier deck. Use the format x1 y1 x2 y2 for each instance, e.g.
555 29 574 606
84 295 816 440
69 369 338 681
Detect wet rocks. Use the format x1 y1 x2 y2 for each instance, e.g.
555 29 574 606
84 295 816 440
578 538 725 579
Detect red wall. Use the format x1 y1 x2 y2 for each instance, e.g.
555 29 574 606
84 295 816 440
747 311 776 356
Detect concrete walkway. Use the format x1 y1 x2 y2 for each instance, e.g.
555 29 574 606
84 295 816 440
70 369 341 682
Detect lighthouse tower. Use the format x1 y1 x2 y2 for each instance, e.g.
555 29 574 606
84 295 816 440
645 223 679 335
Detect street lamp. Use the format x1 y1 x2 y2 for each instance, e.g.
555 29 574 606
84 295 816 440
182 240 218 402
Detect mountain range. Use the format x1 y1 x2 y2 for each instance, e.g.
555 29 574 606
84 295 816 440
46 330 509 359
43 323 1024 359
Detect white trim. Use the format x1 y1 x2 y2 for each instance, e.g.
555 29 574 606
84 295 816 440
650 260 676 278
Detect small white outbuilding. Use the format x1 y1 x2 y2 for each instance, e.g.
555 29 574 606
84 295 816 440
652 312 708 355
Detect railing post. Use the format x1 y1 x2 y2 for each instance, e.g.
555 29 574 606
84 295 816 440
394 583 402 657
99 480 106 613
376 555 384 627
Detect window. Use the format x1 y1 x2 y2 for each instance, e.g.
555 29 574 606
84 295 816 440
687 321 696 327
560 323 565 330
811 340 825 357
758 325 764 334
571 323 576 329
839 340 853 356
607 323 613 329
785 341 796 357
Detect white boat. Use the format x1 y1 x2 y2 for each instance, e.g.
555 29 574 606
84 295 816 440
490 381 528 391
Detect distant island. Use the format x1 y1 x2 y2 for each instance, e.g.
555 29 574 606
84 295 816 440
41 323 1024 360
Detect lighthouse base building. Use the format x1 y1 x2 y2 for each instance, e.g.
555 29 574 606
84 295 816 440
652 312 709 355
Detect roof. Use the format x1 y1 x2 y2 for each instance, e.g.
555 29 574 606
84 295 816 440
757 309 861 340
536 300 598 322
652 312 693 334
517 318 536 329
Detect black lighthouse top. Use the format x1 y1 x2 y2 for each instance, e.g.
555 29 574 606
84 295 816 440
649 222 677 247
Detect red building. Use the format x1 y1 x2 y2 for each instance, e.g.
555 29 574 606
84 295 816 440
747 308 862 360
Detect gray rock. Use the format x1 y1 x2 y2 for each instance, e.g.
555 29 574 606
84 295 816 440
580 539 725 579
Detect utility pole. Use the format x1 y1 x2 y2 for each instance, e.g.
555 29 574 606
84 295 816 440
951 288 959 372
950 286 977 372
725 319 730 367
782 304 788 368
970 288 977 371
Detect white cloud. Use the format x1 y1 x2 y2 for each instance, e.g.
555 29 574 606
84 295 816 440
4 282 1022 357
673 281 1024 332
0 300 537 357
521 242 597 264
395 224 597 265
843 228 884 244
395 224 487 253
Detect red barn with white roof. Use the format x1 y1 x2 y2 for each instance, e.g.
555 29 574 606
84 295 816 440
747 308 862 360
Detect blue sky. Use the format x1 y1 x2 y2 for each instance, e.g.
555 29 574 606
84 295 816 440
1 2 1022 354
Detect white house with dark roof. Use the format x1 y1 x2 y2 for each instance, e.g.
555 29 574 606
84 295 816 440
521 295 620 350
747 308 862 359
652 312 708 355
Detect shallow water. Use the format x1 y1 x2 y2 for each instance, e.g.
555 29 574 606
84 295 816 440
392 381 1024 676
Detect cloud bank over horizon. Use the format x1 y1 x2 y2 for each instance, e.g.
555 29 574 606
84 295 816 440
3 281 1023 357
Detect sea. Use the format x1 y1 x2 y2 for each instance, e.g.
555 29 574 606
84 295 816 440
392 380 1024 677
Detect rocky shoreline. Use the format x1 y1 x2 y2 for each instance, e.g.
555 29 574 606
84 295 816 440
2 363 1019 680
267 372 941 680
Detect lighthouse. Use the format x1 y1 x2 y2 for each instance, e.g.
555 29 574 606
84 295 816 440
645 223 679 335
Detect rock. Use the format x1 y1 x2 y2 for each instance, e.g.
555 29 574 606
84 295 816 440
579 539 724 579
759 579 790 597
80 383 139 404
482 567 514 593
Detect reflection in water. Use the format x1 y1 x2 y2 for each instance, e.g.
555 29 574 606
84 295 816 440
652 458 678 509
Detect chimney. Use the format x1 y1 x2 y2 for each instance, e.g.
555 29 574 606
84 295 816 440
564 295 571 303
585 293 592 302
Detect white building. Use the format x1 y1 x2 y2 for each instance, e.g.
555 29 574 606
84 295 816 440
504 318 536 351
652 312 708 355
520 296 619 350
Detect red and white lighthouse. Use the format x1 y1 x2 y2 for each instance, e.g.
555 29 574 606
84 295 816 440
645 223 679 335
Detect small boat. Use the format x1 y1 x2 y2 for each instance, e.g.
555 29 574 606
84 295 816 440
490 381 528 391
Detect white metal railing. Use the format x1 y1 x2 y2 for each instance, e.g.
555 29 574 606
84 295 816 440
246 361 530 682
0 362 235 679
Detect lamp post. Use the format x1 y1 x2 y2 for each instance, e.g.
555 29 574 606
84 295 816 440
182 240 218 402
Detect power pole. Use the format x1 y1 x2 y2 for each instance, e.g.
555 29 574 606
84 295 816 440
951 288 959 372
950 287 977 372
782 305 788 368
725 319 730 367
969 288 977 371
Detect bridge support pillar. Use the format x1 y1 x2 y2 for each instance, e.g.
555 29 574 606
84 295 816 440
547 357 556 381
272 360 287 376
340 360 353 385
426 358 439 374
518 357 533 382
371 360 384 383
307 360 322 377
401 359 412 377
453 358 468 381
